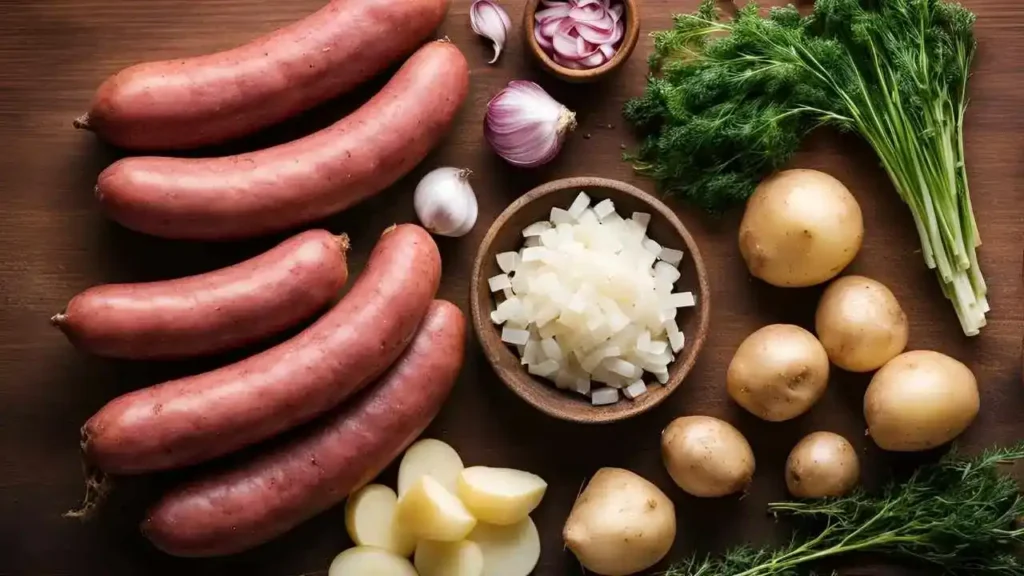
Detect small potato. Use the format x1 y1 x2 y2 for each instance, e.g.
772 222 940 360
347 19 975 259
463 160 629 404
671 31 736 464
415 540 485 576
396 476 477 542
345 484 416 556
468 518 541 576
864 350 980 452
457 467 547 526
786 432 860 498
815 276 909 372
563 468 676 576
328 546 418 576
727 324 830 422
398 438 464 496
661 416 755 497
739 169 864 288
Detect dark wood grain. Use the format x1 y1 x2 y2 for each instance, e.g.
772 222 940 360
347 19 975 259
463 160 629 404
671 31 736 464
0 1 1021 575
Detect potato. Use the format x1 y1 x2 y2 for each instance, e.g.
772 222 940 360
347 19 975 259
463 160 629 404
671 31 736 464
739 169 864 288
415 540 484 576
661 416 755 498
563 468 676 576
396 475 477 542
786 432 860 498
815 276 909 372
864 350 980 451
328 546 418 576
457 467 548 526
344 484 416 557
398 438 465 496
727 324 830 422
468 517 541 576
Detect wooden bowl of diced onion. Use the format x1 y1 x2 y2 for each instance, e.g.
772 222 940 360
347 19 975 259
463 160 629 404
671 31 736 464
470 177 710 424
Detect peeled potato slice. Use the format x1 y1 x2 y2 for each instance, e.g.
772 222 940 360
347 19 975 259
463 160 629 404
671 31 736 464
344 484 416 557
414 540 485 576
396 475 477 542
328 546 418 576
398 438 465 495
457 467 548 525
468 517 541 576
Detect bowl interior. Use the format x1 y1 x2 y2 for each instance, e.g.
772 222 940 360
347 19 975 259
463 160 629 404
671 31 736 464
471 178 710 424
523 0 641 82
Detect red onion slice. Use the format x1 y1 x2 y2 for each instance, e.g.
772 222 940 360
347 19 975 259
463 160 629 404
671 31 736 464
553 29 583 60
535 4 571 23
608 18 625 45
568 4 604 21
576 22 615 45
576 35 598 58
552 53 585 69
609 3 624 22
575 0 602 7
534 23 554 51
581 12 615 32
598 43 616 59
540 17 563 38
579 50 607 68
540 0 565 6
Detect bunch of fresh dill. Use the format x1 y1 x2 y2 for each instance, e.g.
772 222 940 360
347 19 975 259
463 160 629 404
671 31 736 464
624 0 988 335
664 442 1024 575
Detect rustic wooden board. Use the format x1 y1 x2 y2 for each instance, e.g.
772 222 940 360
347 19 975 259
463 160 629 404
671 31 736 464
0 0 1022 574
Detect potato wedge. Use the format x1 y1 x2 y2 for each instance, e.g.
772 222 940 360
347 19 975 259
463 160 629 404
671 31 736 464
344 484 416 557
396 475 477 542
415 540 485 576
457 467 548 525
328 546 417 576
398 438 465 495
468 517 541 576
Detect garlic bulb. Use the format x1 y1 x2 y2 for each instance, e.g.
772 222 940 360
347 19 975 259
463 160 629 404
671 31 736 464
414 167 479 238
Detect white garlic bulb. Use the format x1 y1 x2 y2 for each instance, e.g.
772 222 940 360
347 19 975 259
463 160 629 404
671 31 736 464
413 167 479 238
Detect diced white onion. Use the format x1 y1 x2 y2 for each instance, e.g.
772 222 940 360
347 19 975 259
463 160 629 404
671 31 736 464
529 360 560 377
642 238 662 256
521 246 547 262
593 199 615 221
568 192 591 219
669 331 685 353
522 221 552 238
667 292 696 309
496 251 520 273
540 337 563 361
550 207 574 226
659 247 684 266
503 287 515 300
624 380 648 399
574 377 591 395
489 274 512 292
591 388 619 406
501 327 530 346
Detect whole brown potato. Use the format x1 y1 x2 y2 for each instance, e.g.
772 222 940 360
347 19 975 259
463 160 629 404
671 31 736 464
786 432 860 498
739 169 864 288
815 276 909 372
661 416 755 498
727 325 830 422
864 350 980 452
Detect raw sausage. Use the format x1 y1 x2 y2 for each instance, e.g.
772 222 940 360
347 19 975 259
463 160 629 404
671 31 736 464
96 41 470 241
142 300 465 557
53 229 349 360
83 224 441 474
76 0 451 150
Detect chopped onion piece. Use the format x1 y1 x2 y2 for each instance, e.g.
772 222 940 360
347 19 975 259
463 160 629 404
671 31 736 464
574 377 591 395
653 369 669 384
540 337 563 361
591 387 619 405
669 331 685 353
501 327 530 346
529 359 560 377
659 247 684 266
593 198 615 220
523 220 552 237
521 246 548 262
654 261 681 284
631 212 651 232
490 310 503 325
667 292 696 308
550 207 574 225
568 192 591 219
489 274 512 292
604 358 639 378
647 339 669 356
637 330 652 352
503 287 515 300
522 339 540 365
624 380 648 399
496 251 520 273
554 369 576 389
642 238 662 256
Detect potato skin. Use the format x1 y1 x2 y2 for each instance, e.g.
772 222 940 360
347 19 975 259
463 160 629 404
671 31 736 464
815 276 908 372
786 432 860 498
739 169 863 288
864 350 980 452
727 324 830 422
661 416 755 497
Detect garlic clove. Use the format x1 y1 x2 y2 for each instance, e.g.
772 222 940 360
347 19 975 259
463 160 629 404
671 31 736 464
470 0 512 65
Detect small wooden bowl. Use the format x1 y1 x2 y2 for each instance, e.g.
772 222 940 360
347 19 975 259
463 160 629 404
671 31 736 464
523 0 641 83
470 177 711 424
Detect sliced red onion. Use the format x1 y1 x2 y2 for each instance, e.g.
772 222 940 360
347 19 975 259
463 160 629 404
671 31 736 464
552 53 585 70
534 0 626 70
579 51 607 68
598 43 616 59
575 0 603 7
484 81 577 168
609 18 625 45
470 0 512 65
584 12 615 32
568 4 604 22
534 24 554 51
576 21 616 44
535 4 571 23
609 3 624 22
553 30 582 60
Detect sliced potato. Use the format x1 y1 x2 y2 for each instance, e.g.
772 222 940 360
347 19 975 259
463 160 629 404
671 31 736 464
344 484 416 557
468 517 541 576
396 475 477 542
328 546 418 576
398 438 465 495
415 540 485 576
457 467 548 526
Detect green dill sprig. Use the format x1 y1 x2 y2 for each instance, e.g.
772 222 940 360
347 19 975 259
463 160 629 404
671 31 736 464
664 443 1024 576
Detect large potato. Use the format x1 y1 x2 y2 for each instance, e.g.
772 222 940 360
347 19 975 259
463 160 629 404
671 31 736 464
739 169 864 288
786 432 860 498
457 467 547 526
661 416 755 498
727 324 830 422
815 276 909 372
396 475 477 542
864 350 980 451
563 468 676 576
345 484 416 557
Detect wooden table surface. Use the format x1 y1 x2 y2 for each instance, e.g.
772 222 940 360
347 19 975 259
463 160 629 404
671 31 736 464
1 0 1022 574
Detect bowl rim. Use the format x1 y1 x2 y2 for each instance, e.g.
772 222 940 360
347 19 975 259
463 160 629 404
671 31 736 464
523 0 642 82
470 177 712 424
